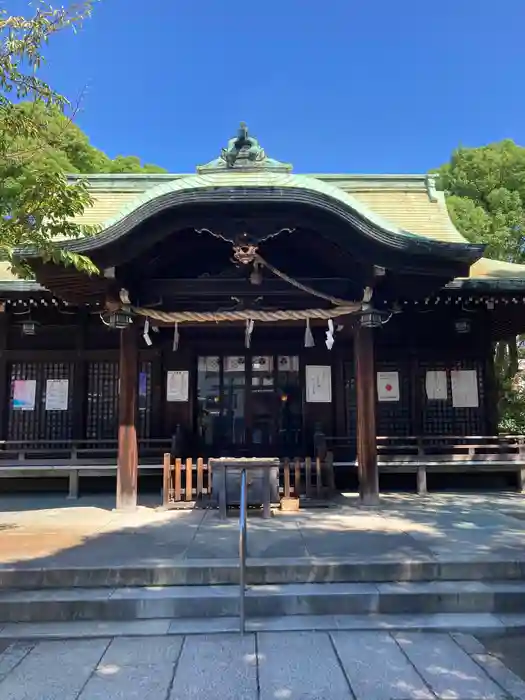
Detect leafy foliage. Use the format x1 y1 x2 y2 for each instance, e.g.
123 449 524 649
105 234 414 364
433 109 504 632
438 140 525 262
437 140 525 431
0 2 165 278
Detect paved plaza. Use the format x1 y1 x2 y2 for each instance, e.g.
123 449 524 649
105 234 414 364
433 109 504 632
1 492 525 697
0 491 525 567
1 630 525 699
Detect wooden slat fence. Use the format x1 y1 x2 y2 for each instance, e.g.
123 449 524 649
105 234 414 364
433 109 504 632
162 454 336 507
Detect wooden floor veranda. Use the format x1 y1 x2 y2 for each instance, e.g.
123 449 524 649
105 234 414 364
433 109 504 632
0 435 524 501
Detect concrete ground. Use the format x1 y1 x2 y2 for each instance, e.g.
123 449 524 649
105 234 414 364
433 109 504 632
0 491 525 567
1 630 525 699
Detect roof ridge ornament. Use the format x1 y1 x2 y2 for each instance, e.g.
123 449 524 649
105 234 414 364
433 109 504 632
197 122 293 173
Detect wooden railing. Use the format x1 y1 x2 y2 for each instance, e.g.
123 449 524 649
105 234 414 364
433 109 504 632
321 434 525 493
322 434 525 461
162 455 336 507
0 438 172 463
376 435 525 461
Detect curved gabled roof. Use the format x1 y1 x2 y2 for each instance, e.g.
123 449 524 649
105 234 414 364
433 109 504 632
5 117 525 291
45 171 482 265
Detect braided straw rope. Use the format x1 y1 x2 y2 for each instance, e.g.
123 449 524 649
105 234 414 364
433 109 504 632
132 305 360 324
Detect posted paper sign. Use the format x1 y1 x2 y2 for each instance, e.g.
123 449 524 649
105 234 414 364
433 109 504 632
377 371 400 402
451 370 479 408
13 380 36 411
166 370 189 402
425 370 448 400
45 379 69 411
305 365 332 403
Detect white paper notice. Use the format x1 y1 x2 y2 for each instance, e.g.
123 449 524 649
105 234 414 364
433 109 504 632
425 370 448 400
377 371 400 402
12 379 36 411
45 379 69 411
305 365 332 403
166 370 189 402
451 369 479 408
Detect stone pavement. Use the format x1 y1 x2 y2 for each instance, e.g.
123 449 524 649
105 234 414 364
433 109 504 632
0 491 525 567
479 635 525 688
1 631 525 699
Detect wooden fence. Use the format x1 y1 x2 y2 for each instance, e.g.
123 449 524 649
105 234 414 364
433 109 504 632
162 454 335 507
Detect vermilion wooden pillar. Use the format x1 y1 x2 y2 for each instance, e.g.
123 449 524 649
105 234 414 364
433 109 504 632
116 324 138 510
354 324 380 505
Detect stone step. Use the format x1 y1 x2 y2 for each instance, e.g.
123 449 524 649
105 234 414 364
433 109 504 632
1 557 524 589
1 580 525 623
2 612 525 639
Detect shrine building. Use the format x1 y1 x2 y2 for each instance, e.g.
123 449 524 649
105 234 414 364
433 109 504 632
3 124 525 508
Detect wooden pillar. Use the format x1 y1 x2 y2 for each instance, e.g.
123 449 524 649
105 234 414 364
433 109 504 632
354 325 379 505
409 350 422 437
116 324 138 510
484 344 499 435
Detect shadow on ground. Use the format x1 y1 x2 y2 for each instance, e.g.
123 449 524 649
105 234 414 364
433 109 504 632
0 491 524 570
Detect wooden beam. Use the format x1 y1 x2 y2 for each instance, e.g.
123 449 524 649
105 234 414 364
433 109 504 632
141 277 355 297
354 325 379 504
116 324 138 510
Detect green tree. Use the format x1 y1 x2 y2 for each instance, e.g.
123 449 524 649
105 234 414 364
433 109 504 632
7 102 167 176
0 2 165 279
437 140 525 430
438 140 525 262
108 155 166 174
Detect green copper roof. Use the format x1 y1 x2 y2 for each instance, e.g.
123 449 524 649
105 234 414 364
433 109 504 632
45 170 481 266
197 122 293 173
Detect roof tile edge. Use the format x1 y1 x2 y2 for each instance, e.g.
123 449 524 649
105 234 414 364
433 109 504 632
67 172 434 192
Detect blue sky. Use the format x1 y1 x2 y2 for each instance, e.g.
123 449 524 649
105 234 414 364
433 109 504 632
10 0 525 173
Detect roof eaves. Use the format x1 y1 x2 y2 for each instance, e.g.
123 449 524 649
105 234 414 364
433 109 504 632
67 172 435 194
0 280 45 293
446 278 525 291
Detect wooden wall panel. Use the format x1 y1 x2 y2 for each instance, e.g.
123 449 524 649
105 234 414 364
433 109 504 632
7 361 74 443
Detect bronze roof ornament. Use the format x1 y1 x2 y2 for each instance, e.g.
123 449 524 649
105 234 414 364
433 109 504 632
197 122 293 173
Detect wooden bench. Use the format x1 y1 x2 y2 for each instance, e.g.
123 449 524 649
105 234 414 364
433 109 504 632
0 439 171 498
325 435 525 494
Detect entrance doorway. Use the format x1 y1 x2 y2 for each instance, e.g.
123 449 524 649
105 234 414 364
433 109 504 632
196 355 302 456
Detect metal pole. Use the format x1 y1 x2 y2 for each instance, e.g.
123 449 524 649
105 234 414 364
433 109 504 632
239 467 247 635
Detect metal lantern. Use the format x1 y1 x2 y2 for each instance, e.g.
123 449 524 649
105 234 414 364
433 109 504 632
21 320 38 336
359 308 390 328
106 309 133 330
454 318 471 334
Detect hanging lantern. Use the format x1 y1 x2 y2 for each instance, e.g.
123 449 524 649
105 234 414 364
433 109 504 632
359 309 387 328
21 320 38 336
104 309 133 329
454 318 471 334
359 308 390 328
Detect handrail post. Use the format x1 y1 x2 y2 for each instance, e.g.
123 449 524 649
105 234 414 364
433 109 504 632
239 467 247 636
